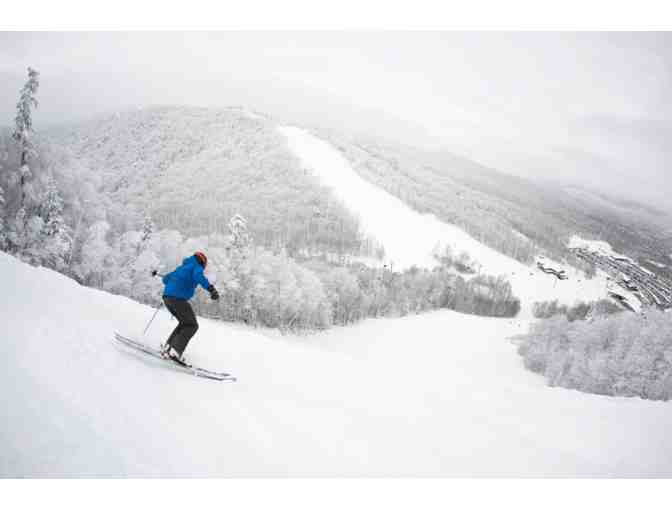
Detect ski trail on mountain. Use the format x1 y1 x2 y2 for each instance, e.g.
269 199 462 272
278 125 611 314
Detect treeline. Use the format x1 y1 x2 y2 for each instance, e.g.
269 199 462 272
59 216 521 331
517 309 672 401
532 299 622 321
183 220 519 330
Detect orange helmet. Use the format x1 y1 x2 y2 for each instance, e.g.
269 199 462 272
194 251 207 268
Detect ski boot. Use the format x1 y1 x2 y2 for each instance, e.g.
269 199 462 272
159 343 171 357
163 345 188 366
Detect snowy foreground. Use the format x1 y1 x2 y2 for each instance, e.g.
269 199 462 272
2 252 672 477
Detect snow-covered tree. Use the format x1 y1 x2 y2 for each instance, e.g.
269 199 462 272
0 185 6 250
128 246 161 303
6 206 43 261
2 173 72 269
141 213 155 244
12 67 40 209
226 213 253 282
39 175 72 270
321 267 362 325
105 228 161 303
77 221 112 287
106 230 141 295
228 213 251 250
7 207 26 251
517 309 672 400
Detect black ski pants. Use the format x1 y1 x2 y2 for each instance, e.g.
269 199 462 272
163 296 199 356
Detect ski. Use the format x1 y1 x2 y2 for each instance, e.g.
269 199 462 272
113 332 236 382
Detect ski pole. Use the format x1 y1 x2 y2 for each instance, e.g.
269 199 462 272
143 300 164 336
143 269 167 337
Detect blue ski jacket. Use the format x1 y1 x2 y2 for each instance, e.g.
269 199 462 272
162 256 211 300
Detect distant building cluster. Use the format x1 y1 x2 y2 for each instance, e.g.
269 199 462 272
571 247 672 311
536 260 568 280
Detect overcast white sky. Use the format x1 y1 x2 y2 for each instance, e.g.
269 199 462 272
1 32 670 209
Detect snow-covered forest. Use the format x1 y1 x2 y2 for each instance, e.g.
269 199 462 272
0 69 521 332
517 309 672 400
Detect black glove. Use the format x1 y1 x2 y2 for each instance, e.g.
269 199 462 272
151 270 158 277
208 284 220 301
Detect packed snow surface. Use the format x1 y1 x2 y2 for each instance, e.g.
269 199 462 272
2 252 672 477
279 126 610 315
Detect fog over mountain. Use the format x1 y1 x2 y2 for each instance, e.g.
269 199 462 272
1 31 670 210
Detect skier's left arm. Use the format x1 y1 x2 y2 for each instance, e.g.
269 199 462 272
193 265 220 301
193 264 211 291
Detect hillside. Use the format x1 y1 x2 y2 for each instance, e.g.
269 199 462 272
279 125 621 316
42 106 369 257
314 127 672 273
41 105 672 277
3 251 672 476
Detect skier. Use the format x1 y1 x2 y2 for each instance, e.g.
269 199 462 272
153 251 219 363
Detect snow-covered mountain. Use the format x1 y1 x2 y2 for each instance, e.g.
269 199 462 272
36 105 672 317
42 106 368 256
43 105 672 276
3 251 672 477
278 125 614 316
313 125 672 276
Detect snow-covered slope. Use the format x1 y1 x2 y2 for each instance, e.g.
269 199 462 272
2 252 672 477
279 126 610 315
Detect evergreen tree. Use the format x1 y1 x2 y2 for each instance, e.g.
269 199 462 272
8 207 28 254
228 213 251 250
0 185 6 250
40 175 72 270
41 176 65 236
12 67 40 209
227 212 252 280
